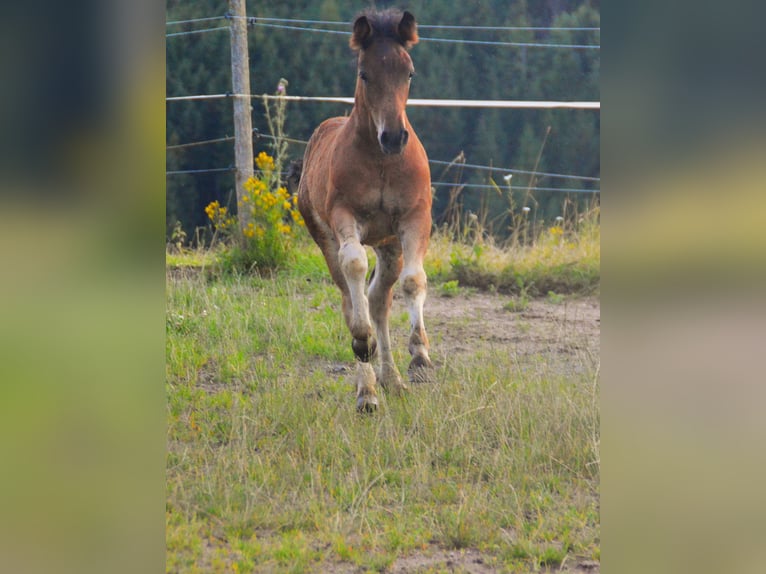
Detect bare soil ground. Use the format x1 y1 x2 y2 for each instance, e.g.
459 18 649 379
324 544 599 574
388 545 600 574
419 291 599 378
323 291 600 382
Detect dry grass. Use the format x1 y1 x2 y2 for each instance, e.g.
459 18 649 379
166 248 600 572
425 208 600 296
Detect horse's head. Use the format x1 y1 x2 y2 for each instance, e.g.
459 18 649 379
350 10 419 155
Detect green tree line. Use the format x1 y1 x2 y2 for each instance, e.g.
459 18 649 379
166 0 599 240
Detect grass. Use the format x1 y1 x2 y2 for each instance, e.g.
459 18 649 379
166 248 218 269
166 219 600 571
166 216 599 571
168 206 599 299
503 295 530 313
425 208 600 297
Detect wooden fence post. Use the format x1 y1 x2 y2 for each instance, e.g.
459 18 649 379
228 0 253 234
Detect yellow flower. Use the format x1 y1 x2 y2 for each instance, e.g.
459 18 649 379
283 201 291 210
255 151 275 172
245 177 266 196
204 201 219 220
548 226 563 236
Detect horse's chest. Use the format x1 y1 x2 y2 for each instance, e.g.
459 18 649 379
351 182 408 221
329 182 407 243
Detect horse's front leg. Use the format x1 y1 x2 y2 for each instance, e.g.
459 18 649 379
370 244 406 393
399 220 433 382
332 210 378 411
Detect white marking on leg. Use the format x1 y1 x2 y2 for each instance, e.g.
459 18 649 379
338 239 371 340
400 263 431 363
355 362 378 412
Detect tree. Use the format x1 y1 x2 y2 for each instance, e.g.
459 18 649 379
166 0 600 240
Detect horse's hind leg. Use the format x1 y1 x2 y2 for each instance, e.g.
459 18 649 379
399 223 433 382
369 243 406 393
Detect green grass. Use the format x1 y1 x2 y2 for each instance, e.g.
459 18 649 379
425 213 600 296
166 230 600 572
166 248 218 269
503 294 530 313
167 208 600 298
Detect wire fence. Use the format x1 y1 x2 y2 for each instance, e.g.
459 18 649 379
166 93 600 110
165 165 599 196
166 14 600 49
165 118 599 190
166 26 230 38
167 131 599 187
166 167 234 176
431 182 599 193
166 12 599 198
166 129 310 151
166 16 226 27
428 159 599 182
166 15 600 33
247 21 599 49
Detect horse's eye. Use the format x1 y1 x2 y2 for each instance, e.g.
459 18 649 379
408 71 415 80
359 71 368 83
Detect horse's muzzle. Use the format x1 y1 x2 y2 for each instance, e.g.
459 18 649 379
379 129 409 154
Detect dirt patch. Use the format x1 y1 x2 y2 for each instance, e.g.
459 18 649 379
320 546 600 573
399 290 600 378
321 291 599 382
388 546 600 573
387 547 497 573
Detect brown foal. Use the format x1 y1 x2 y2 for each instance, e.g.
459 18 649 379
297 9 433 411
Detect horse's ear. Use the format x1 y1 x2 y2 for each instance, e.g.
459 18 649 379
398 11 419 48
350 15 372 51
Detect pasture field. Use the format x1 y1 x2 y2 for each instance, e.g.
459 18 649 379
166 231 599 573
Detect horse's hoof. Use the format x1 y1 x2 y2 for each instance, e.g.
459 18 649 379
377 367 407 394
408 355 433 383
352 337 377 362
356 394 378 413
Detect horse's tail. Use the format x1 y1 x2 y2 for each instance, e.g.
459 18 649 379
286 159 303 196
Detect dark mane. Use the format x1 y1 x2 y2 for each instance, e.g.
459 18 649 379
361 8 404 40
